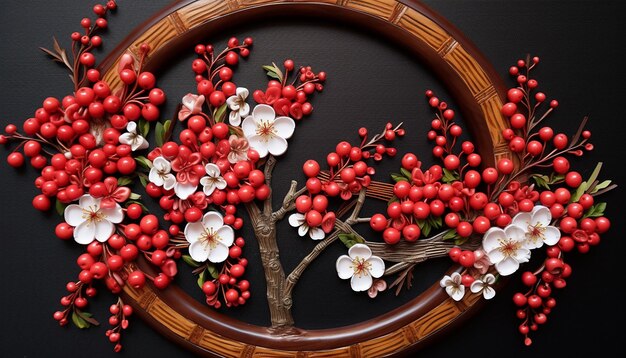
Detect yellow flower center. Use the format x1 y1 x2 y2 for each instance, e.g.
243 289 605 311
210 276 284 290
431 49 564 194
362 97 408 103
256 120 276 139
82 206 106 224
199 227 221 249
526 224 546 244
498 238 521 258
351 256 371 277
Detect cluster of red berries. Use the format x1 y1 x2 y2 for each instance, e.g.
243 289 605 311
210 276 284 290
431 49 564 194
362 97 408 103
105 300 133 352
252 61 326 119
201 246 251 309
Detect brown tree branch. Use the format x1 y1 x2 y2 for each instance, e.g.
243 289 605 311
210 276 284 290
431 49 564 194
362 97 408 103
263 155 277 216
272 181 308 222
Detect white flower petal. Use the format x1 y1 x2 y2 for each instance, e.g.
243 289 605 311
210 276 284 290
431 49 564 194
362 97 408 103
504 225 526 243
163 174 176 190
78 194 99 208
348 244 372 261
189 241 209 262
133 137 149 151
241 116 257 137
184 221 205 243
205 163 221 176
101 205 124 224
174 182 197 200
297 224 309 237
484 273 496 284
440 275 453 288
531 205 552 227
64 204 85 226
289 213 305 227
226 96 240 110
94 220 114 242
118 133 134 146
126 121 138 133
482 286 496 300
367 256 385 278
470 280 484 294
247 135 269 158
229 111 241 126
495 256 520 276
336 255 354 279
252 104 275 123
482 227 506 253
486 248 505 264
153 157 171 172
236 87 249 99
216 225 234 247
543 226 561 246
512 211 531 229
350 272 373 292
74 221 96 245
215 178 227 190
202 211 224 231
267 135 289 156
308 227 325 240
202 182 216 196
446 284 465 301
149 168 165 186
207 243 229 263
512 247 531 263
273 116 295 139
450 272 463 284
239 103 250 117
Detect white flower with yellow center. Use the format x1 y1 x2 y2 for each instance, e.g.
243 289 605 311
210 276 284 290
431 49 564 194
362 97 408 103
511 205 561 249
336 244 385 292
440 272 465 301
184 211 234 263
200 163 227 196
242 104 295 158
149 156 176 190
470 273 497 300
226 87 250 126
64 194 124 245
482 226 531 276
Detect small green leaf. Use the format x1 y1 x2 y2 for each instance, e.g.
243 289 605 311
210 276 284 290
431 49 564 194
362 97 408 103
400 168 413 181
591 180 612 193
135 156 153 169
138 172 149 188
454 236 469 246
262 63 284 82
265 71 280 80
584 202 607 218
587 162 603 188
117 176 134 187
442 168 460 183
548 174 565 184
155 121 165 147
570 182 587 203
531 174 550 190
390 173 407 183
77 311 100 326
416 219 431 237
207 263 220 279
338 233 365 248
55 199 67 217
213 103 228 123
138 118 150 137
182 255 201 268
443 229 459 240
71 311 90 329
129 193 141 200
197 270 206 289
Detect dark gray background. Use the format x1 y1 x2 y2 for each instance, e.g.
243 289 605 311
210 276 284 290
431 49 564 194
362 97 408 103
1 0 625 357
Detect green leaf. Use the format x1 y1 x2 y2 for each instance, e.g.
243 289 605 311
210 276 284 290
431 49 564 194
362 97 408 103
442 229 459 240
207 263 220 279
55 199 67 217
416 219 431 237
71 311 90 329
182 255 201 268
454 236 469 246
129 193 141 200
391 173 407 183
117 176 134 187
138 172 149 188
442 168 459 184
138 118 150 137
262 63 284 82
213 103 228 123
155 121 165 147
591 180 612 193
570 182 587 203
338 233 365 248
531 174 550 190
400 168 413 181
584 202 607 218
135 156 153 169
77 311 100 326
197 270 206 289
549 174 565 184
587 162 603 188
265 71 281 80
428 215 442 229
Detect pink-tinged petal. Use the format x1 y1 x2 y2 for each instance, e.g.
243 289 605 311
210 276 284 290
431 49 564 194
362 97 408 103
207 243 229 263
495 256 520 276
368 287 378 298
297 224 309 237
470 280 485 294
531 205 552 227
367 256 385 278
440 275 453 288
308 227 325 240
74 221 96 245
482 286 496 300
202 211 224 231
216 225 234 247
205 163 221 176
267 136 288 156
241 116 257 137
348 244 372 261
189 241 209 262
101 205 124 224
252 104 275 122
504 225 526 243
486 248 505 264
321 212 336 234
512 211 531 229
247 135 269 158
163 174 176 190
184 221 205 244
512 247 531 263
228 111 241 126
482 227 506 253
336 255 354 279
350 272 373 292
288 213 305 228
273 116 295 139
94 220 114 242
178 108 191 121
174 182 197 200
542 226 561 246
64 204 85 226
78 194 99 209
374 279 387 291
446 285 465 301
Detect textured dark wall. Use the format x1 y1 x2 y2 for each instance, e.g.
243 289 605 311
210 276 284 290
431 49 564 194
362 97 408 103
0 1 624 357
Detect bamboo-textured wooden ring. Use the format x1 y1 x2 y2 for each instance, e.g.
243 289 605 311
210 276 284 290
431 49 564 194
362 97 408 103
100 1 511 356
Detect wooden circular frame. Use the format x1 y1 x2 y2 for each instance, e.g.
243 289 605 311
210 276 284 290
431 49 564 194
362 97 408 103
100 0 511 356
